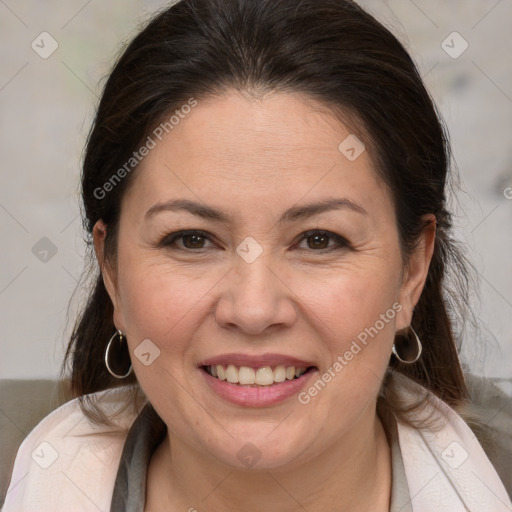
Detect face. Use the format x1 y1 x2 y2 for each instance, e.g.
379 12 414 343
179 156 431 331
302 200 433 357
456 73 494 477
94 91 433 470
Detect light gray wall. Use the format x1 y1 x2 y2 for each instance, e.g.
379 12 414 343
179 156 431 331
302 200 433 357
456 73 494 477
1 0 511 379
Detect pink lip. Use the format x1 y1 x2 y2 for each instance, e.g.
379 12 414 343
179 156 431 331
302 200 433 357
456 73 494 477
200 367 318 407
198 352 316 368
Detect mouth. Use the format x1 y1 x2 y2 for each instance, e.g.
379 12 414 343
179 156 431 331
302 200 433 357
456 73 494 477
199 359 319 407
198 353 319 406
201 364 316 386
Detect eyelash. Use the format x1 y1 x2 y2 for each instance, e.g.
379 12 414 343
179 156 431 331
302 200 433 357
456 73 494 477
158 229 351 253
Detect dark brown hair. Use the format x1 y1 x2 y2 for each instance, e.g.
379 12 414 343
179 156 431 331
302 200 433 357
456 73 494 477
62 0 472 422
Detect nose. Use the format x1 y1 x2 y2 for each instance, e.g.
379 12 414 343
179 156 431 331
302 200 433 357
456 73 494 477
214 255 298 336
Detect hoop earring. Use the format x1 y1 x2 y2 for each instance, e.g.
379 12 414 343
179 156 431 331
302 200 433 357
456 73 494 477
105 329 133 379
392 326 422 364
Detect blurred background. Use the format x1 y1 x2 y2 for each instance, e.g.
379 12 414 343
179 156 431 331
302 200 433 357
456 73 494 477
0 0 511 380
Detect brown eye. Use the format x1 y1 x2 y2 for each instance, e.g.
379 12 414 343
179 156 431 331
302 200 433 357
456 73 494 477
296 230 350 252
159 230 215 251
182 233 206 248
306 233 330 249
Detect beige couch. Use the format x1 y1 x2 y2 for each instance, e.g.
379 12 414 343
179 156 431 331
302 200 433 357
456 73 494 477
1 375 511 507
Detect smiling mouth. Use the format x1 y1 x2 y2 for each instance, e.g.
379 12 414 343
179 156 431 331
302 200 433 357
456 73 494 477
202 364 316 386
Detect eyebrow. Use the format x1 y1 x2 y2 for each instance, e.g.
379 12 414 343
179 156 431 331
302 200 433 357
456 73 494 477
144 197 367 224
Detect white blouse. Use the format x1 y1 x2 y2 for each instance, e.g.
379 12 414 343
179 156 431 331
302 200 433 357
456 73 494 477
3 373 511 511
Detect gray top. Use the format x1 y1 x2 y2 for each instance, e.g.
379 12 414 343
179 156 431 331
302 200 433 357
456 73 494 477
109 403 413 511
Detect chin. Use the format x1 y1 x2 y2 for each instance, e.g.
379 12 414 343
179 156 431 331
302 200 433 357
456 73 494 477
203 424 313 471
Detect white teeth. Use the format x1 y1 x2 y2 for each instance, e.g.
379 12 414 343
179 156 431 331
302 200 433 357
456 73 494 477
217 365 226 380
225 364 238 383
273 365 286 383
238 366 255 385
255 366 274 385
208 364 309 385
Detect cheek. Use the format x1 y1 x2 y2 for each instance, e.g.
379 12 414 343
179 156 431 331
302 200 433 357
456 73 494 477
295 271 400 412
292 261 401 403
297 263 401 340
116 258 221 351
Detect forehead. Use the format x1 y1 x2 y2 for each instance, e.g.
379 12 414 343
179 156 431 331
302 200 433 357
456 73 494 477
153 92 360 173
123 90 393 221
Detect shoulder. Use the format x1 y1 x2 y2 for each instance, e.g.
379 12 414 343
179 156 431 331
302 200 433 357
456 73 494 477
392 371 512 501
463 373 512 496
2 384 144 512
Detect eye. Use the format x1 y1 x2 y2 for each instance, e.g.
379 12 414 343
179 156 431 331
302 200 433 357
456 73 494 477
158 229 349 253
159 230 216 250
296 230 350 252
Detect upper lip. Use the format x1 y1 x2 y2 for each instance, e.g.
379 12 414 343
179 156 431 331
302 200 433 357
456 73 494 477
199 353 317 368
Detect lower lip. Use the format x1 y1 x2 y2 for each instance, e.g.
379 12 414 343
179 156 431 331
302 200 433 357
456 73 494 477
200 367 317 407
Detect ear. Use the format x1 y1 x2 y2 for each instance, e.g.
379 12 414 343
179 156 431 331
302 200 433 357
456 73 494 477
92 220 121 312
396 214 436 330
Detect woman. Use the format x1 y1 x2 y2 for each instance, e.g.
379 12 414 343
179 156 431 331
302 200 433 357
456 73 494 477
3 0 512 510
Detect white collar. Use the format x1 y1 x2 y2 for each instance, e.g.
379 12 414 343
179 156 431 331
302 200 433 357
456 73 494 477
394 372 512 511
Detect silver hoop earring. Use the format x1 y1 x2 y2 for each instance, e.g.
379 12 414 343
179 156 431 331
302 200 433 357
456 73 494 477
392 326 422 364
105 329 133 379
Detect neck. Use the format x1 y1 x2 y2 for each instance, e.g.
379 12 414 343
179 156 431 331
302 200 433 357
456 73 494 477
145 403 391 512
